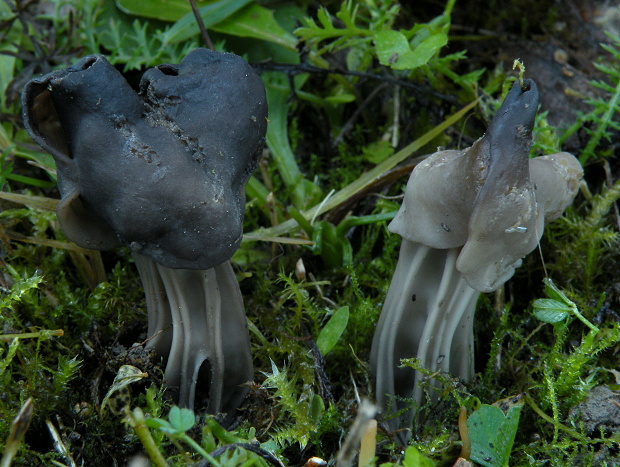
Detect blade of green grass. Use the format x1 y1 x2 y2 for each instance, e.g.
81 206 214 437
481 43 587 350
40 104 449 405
244 98 479 241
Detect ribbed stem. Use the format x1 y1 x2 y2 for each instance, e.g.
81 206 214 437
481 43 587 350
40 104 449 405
370 241 479 440
133 253 253 415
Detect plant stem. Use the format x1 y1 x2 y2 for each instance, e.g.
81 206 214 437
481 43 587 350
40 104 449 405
524 394 585 441
179 434 220 464
0 330 63 341
127 407 169 467
569 306 599 333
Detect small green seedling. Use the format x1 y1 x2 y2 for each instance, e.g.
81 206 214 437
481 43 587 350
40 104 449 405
146 406 195 436
532 278 599 332
144 406 216 462
288 206 395 267
529 278 619 406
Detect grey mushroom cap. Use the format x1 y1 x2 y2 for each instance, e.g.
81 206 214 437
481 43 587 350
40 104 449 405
390 80 583 292
21 49 268 270
529 152 584 222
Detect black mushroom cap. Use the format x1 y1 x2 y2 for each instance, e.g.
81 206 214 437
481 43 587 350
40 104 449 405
22 49 268 269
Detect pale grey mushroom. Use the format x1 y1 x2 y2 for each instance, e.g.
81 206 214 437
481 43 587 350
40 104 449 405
370 80 583 440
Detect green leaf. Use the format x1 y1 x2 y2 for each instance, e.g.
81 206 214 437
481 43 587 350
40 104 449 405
211 3 297 51
12 145 57 180
168 406 195 432
145 417 173 432
537 278 599 332
324 93 356 104
316 306 349 356
467 403 523 467
205 417 244 444
264 74 323 210
542 278 573 306
374 31 410 66
374 30 447 70
399 446 435 467
532 298 570 323
0 47 16 110
164 0 253 43
116 0 197 21
146 406 196 436
309 394 325 423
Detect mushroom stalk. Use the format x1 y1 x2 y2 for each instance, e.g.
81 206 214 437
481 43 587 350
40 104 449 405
371 243 478 433
133 254 253 414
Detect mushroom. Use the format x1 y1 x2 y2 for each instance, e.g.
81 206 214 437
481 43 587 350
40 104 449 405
370 79 583 438
21 49 268 414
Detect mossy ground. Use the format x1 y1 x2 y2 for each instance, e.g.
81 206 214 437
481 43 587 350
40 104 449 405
1 0 620 465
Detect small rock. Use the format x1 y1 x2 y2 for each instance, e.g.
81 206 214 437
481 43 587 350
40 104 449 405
569 385 620 436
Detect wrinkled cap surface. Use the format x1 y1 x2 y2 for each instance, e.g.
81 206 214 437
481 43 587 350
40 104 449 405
390 79 583 292
22 49 268 269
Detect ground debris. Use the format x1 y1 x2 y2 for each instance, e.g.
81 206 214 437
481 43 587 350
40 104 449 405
569 385 620 436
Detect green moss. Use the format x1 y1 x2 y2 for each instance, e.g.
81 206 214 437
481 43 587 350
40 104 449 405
2 0 620 465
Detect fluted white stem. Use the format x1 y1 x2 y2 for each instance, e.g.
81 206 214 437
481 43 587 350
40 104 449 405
133 253 253 414
370 241 479 436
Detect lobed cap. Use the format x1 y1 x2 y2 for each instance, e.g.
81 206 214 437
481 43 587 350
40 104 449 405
22 49 268 269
